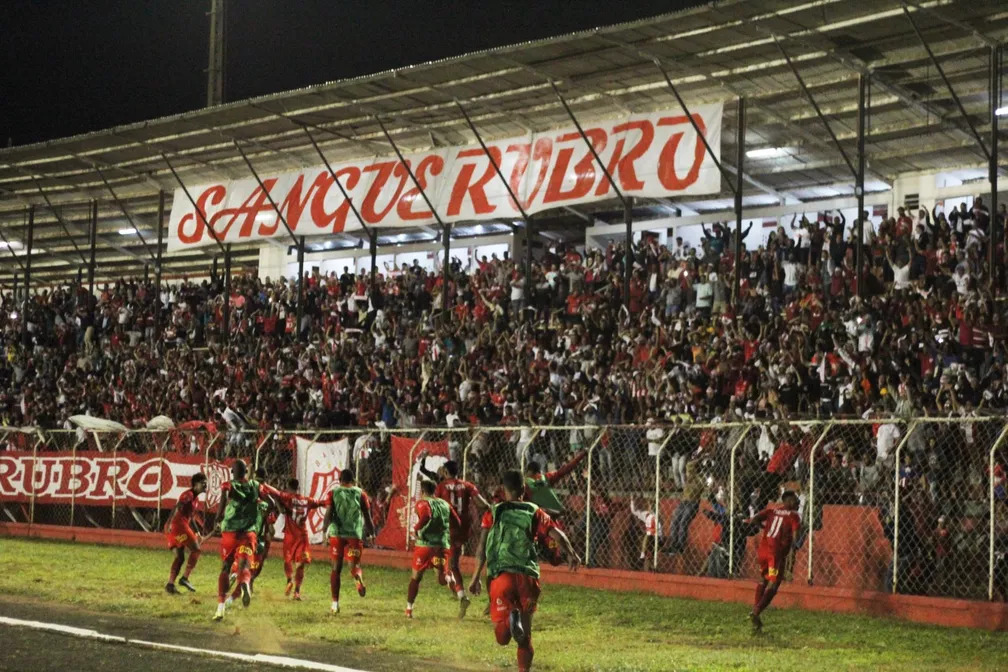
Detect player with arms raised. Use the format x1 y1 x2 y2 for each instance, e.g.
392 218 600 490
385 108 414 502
272 478 324 600
469 470 579 672
323 469 374 614
406 478 463 619
164 473 207 594
745 490 801 632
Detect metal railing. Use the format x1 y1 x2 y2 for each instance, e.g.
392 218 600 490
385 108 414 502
2 417 1008 601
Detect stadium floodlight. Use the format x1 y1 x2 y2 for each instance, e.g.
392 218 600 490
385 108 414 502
996 106 1008 117
746 146 790 159
117 228 138 235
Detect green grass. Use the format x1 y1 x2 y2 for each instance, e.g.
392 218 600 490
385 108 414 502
0 538 1006 671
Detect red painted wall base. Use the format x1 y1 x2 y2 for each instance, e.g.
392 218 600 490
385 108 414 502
4 522 1008 631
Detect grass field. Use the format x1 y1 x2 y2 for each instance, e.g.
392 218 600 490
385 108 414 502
1 538 1007 671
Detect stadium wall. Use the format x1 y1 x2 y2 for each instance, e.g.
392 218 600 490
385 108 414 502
4 522 1007 632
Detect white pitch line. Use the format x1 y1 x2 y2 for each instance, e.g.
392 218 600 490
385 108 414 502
0 615 367 672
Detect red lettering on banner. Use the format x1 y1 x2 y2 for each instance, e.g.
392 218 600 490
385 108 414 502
310 167 362 233
0 455 17 494
446 148 499 217
259 173 325 236
543 129 607 204
210 180 279 240
595 120 654 196
90 458 119 500
397 154 444 220
177 185 226 245
507 138 552 210
360 161 409 224
656 115 707 191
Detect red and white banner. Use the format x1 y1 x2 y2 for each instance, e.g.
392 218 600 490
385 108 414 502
167 105 724 251
374 435 449 550
0 451 232 509
293 435 350 544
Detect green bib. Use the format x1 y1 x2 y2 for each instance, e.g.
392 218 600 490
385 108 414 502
525 476 563 513
485 501 540 579
416 497 450 548
220 479 260 533
327 486 364 539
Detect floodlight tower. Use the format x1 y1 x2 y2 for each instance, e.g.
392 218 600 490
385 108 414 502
207 0 226 106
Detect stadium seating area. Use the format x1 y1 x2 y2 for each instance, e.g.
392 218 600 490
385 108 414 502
1 200 1006 432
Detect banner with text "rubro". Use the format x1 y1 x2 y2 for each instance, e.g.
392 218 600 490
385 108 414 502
167 105 724 251
374 435 449 550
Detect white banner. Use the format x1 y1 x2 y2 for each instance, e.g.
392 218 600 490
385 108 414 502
294 436 350 544
167 105 724 251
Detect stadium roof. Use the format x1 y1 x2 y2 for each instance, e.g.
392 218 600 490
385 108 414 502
1 0 1006 283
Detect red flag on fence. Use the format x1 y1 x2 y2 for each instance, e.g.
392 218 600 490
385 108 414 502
374 435 449 550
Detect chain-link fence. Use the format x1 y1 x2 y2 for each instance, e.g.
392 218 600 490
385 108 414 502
2 418 1007 601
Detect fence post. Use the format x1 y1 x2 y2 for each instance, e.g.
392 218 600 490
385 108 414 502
989 423 1008 600
653 430 676 569
805 421 835 585
69 437 77 528
727 425 753 578
460 429 484 482
519 428 543 475
254 430 275 473
583 430 607 568
406 431 429 550
891 420 918 594
30 432 42 529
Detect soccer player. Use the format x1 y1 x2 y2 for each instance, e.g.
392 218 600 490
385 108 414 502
213 460 278 621
469 470 579 672
418 453 490 603
323 469 374 614
272 478 324 600
407 478 463 619
164 473 207 594
249 497 278 592
521 451 585 565
745 490 801 632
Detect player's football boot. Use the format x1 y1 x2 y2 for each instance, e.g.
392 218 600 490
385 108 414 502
749 612 763 632
240 582 252 607
509 608 527 646
355 577 366 598
292 592 302 601
224 596 235 609
405 606 414 619
285 579 294 597
179 577 196 592
330 601 340 614
458 594 471 620
227 572 238 595
165 582 177 594
213 603 226 621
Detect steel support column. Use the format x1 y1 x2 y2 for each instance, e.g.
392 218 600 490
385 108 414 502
991 44 1001 289
154 192 164 340
223 244 232 342
88 200 97 321
296 237 305 339
856 74 868 299
22 207 34 346
369 232 378 291
734 97 746 306
161 153 229 256
442 226 451 315
624 198 633 307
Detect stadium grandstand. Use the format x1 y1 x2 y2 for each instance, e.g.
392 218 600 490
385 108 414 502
3 3 1008 668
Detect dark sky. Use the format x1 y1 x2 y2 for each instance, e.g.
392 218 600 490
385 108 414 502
1 0 700 147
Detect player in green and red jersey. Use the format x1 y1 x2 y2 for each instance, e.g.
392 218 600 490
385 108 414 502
164 473 207 594
323 469 374 614
406 478 463 619
469 470 579 672
213 460 281 621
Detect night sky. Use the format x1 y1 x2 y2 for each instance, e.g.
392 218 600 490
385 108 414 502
1 0 701 147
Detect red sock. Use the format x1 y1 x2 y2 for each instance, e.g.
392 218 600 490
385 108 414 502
294 565 305 592
754 582 766 610
169 554 184 583
183 551 201 579
494 620 511 646
517 643 534 672
284 560 294 581
330 569 341 600
407 577 421 604
217 569 229 603
755 583 778 616
240 565 252 586
351 566 363 583
229 560 240 577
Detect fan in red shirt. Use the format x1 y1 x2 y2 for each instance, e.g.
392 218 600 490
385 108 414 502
417 453 491 598
164 473 208 594
271 478 325 600
745 491 801 632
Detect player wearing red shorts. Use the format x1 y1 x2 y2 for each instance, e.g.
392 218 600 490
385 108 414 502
745 490 801 632
323 469 374 614
469 470 579 672
248 497 278 592
406 479 463 619
213 460 282 621
272 478 324 600
164 473 207 594
418 453 490 602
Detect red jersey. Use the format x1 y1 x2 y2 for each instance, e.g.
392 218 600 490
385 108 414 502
171 489 198 528
480 507 554 544
435 478 481 530
274 492 323 538
754 507 801 556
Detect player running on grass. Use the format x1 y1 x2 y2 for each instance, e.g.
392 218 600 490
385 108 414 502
417 452 491 604
469 470 579 672
270 478 324 600
164 473 208 594
407 478 464 619
213 460 281 621
745 490 801 632
323 469 374 614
